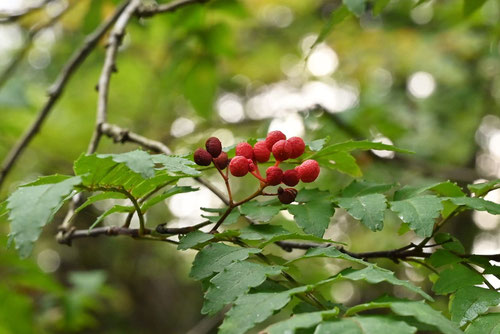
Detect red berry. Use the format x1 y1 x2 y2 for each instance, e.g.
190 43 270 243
278 187 298 204
253 141 271 163
266 166 283 185
205 137 222 158
236 142 254 159
248 159 256 172
282 169 299 186
297 159 320 183
288 137 305 159
213 152 229 170
265 130 286 150
272 140 292 161
194 148 212 166
229 156 250 177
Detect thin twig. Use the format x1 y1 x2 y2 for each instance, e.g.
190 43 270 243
87 0 141 154
101 122 172 153
0 1 131 190
136 0 210 17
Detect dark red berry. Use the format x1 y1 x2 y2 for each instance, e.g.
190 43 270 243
278 187 298 204
272 140 292 161
205 137 222 158
248 159 256 172
265 130 286 150
229 156 249 177
288 137 305 159
253 141 271 163
236 142 254 159
297 159 320 183
283 169 299 186
194 148 212 166
213 152 229 170
266 166 283 185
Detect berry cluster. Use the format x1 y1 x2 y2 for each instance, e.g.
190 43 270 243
193 131 320 204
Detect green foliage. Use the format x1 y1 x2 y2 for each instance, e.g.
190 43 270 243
465 313 500 334
450 287 500 326
432 264 484 295
315 315 418 334
390 195 443 237
337 194 387 231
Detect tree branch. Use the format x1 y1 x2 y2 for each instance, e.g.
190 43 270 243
136 0 210 17
87 0 142 154
0 1 131 190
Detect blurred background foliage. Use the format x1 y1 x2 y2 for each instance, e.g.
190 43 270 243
1 0 500 332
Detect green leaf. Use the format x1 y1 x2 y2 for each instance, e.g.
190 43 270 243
451 286 500 326
307 138 329 152
428 250 462 267
202 208 240 226
373 0 391 15
448 197 500 215
435 233 465 254
315 315 417 334
342 180 395 197
152 155 200 176
177 231 214 250
0 200 7 218
22 174 75 186
183 58 217 118
316 151 362 177
312 140 414 159
288 200 334 237
335 265 433 301
6 176 82 258
390 195 443 237
468 179 500 197
75 192 127 213
218 286 309 334
465 313 500 334
394 181 465 201
202 261 283 315
309 4 351 51
484 265 500 278
98 150 155 178
343 0 366 17
464 0 488 17
240 201 281 222
89 205 134 230
295 188 331 202
141 186 199 212
287 246 370 267
346 298 461 334
432 264 484 295
267 309 339 334
189 243 261 280
337 194 387 231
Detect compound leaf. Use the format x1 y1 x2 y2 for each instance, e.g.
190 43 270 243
390 195 443 237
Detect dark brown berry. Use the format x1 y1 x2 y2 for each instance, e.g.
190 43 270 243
213 152 229 169
205 137 222 158
278 187 298 204
194 148 212 166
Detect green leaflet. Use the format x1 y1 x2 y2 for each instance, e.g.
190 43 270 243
315 315 417 334
288 200 334 238
465 313 500 334
316 151 362 177
432 264 484 295
287 246 369 267
202 261 283 315
307 137 329 152
337 193 387 231
390 195 443 237
342 180 395 197
177 231 214 250
447 197 500 215
151 155 200 176
218 286 309 334
435 233 465 254
311 140 413 159
6 176 82 258
394 181 465 200
309 4 351 51
346 298 461 334
240 200 281 223
75 192 127 214
428 250 462 267
468 179 500 197
267 309 339 334
202 207 240 226
189 243 261 280
97 150 156 178
140 186 199 212
451 286 500 326
89 205 134 230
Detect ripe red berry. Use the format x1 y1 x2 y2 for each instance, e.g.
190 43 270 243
248 159 256 172
229 156 250 177
266 166 283 185
194 148 212 166
272 140 292 161
297 159 320 183
205 137 222 158
253 141 271 163
278 187 298 204
287 137 305 159
236 142 254 159
265 130 286 150
282 169 299 186
213 152 229 170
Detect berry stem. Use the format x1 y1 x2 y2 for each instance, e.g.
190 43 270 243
250 170 267 183
274 160 280 167
214 164 233 205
